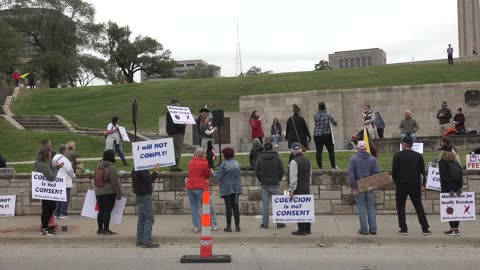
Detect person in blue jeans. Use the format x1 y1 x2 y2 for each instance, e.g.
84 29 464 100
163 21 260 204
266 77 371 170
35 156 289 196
348 141 381 235
132 163 160 248
105 116 129 166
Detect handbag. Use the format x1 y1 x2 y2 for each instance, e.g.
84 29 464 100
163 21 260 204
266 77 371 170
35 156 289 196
290 116 307 152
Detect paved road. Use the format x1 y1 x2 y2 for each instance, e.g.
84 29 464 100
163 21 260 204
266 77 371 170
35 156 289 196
1 243 479 270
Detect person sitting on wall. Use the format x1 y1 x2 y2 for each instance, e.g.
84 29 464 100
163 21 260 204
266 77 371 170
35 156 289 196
399 110 419 143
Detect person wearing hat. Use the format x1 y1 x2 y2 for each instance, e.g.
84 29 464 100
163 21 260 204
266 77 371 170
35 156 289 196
438 144 463 236
288 142 312 236
348 141 381 235
166 98 186 172
196 108 210 145
392 136 431 235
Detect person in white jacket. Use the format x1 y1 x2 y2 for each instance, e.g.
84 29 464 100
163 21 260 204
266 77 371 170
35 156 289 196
52 144 76 219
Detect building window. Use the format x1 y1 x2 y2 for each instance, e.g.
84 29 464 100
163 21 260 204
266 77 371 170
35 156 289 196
356 58 360 67
362 57 366 66
368 57 372 66
339 59 344 68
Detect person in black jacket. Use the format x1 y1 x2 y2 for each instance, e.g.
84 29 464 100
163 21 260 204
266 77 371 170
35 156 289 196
438 145 463 236
166 98 186 172
285 104 311 150
132 163 160 248
255 142 285 229
249 138 264 170
392 136 431 235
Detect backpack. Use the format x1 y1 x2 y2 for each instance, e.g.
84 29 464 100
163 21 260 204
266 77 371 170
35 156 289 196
0 154 6 168
94 166 106 187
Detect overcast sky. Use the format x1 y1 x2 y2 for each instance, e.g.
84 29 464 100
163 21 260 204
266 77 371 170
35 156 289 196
87 0 458 77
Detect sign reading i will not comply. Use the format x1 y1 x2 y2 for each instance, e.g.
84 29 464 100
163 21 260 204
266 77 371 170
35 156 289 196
132 138 175 171
0 195 16 217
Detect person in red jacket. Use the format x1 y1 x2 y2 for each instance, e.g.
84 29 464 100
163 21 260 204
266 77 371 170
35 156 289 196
186 148 218 232
249 111 264 144
12 70 20 87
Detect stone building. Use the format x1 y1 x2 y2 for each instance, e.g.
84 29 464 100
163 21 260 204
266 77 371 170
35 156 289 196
328 48 387 69
458 0 480 58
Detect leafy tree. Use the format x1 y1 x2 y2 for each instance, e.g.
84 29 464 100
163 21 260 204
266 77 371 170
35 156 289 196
103 22 175 83
244 66 272 76
314 60 331 71
0 19 25 81
181 64 220 79
72 55 107 87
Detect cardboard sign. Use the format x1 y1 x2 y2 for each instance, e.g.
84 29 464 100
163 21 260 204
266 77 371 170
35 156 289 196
31 172 67 202
118 126 130 142
466 155 480 170
357 172 392 193
399 143 424 154
0 195 16 217
167 106 196 125
132 138 175 171
440 192 476 222
80 190 127 225
272 195 315 223
426 166 441 191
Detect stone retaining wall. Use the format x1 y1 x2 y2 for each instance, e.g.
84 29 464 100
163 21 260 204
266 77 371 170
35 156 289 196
2 171 480 216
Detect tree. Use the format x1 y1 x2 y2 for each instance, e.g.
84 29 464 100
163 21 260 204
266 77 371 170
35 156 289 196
314 60 331 71
0 19 25 81
244 66 273 76
181 64 220 79
103 22 175 83
72 55 107 87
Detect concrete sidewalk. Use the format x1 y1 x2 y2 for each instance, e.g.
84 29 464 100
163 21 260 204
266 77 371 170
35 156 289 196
1 215 479 246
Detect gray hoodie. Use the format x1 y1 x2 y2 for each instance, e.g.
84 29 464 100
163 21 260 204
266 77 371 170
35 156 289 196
348 151 381 190
94 161 121 197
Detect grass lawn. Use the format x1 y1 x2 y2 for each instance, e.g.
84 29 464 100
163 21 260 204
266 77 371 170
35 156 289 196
11 61 480 132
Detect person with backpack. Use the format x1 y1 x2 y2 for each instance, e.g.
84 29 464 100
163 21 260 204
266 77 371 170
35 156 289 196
94 149 122 236
439 145 463 236
132 163 160 248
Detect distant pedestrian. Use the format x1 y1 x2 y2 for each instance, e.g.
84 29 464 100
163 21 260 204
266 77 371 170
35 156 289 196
473 41 479 56
288 143 312 236
166 98 186 172
438 145 463 236
53 144 75 220
439 136 461 165
249 111 264 144
313 102 338 170
28 72 36 89
453 108 465 133
196 107 210 145
447 44 454 65
132 163 160 248
399 110 419 142
12 70 20 87
213 147 242 232
270 118 282 148
375 112 385 138
436 101 452 135
363 105 378 139
66 141 83 173
39 139 56 161
286 104 311 150
105 116 129 166
255 142 286 229
249 138 264 170
392 136 431 235
348 141 381 235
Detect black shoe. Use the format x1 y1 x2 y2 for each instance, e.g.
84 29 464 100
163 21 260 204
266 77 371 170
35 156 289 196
103 230 117 235
306 231 311 234
136 241 143 247
260 224 268 229
142 242 160 248
96 230 104 236
224 226 232 232
369 231 377 235
276 223 286 229
235 226 241 232
444 229 454 235
398 229 408 235
358 230 369 235
422 230 432 236
291 231 307 236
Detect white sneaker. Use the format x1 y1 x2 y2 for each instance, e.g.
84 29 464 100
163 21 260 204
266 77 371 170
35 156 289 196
211 225 219 231
59 216 70 220
194 227 200 233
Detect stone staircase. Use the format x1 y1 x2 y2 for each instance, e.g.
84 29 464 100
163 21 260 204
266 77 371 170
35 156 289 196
12 115 70 131
0 88 14 115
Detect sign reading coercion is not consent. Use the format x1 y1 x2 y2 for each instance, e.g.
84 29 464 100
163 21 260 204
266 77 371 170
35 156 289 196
0 195 16 217
31 172 67 202
440 192 476 222
272 195 315 223
132 138 175 171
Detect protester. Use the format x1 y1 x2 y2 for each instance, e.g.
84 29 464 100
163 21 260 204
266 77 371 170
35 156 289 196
437 101 452 135
12 70 20 87
439 136 461 165
313 102 338 170
447 44 454 65
249 111 264 144
35 146 64 235
375 112 385 138
94 149 122 236
40 139 56 160
28 72 36 89
399 110 419 142
199 116 217 150
105 116 129 166
53 144 75 220
196 107 210 145
363 105 378 137
288 143 312 236
438 145 463 236
166 98 186 172
186 148 219 232
132 163 160 247
0 153 6 168
255 142 286 229
270 118 282 148
249 138 264 170
213 147 242 232
65 141 83 173
348 141 380 235
286 104 311 150
392 136 431 235
453 108 465 133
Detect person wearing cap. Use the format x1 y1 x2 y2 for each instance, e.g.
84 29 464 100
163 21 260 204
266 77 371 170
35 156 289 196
392 136 431 235
399 110 419 143
438 144 463 236
437 101 452 135
348 141 381 235
288 142 312 236
255 142 286 229
196 108 210 145
166 98 186 172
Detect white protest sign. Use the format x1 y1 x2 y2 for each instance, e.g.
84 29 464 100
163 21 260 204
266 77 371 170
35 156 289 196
399 143 424 154
80 190 127 225
132 138 175 171
272 195 315 223
118 126 130 142
0 195 16 217
440 192 476 222
167 106 196 125
466 155 480 170
31 172 67 202
426 166 441 191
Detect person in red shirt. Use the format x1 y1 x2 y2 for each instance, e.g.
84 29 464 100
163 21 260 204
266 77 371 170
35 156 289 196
12 70 20 87
249 111 264 144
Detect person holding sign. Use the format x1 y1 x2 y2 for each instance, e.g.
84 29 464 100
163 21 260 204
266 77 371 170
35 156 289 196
166 98 186 172
439 145 464 236
52 144 76 219
392 136 431 235
35 146 64 236
105 116 129 166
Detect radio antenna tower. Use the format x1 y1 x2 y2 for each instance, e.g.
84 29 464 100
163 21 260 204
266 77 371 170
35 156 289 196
235 20 243 76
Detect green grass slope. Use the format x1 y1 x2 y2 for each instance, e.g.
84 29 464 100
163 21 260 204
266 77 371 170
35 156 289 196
12 61 480 132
